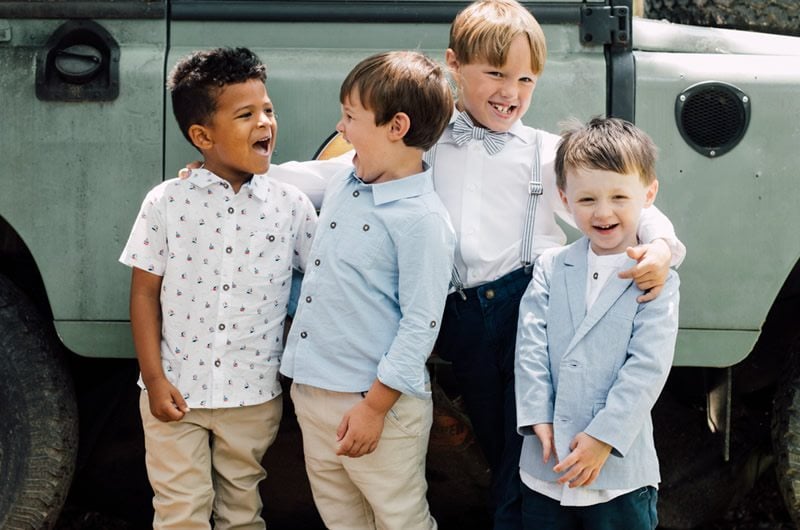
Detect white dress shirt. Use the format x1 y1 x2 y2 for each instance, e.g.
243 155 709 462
431 113 685 289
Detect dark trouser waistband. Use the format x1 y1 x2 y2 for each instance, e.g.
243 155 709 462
448 267 532 304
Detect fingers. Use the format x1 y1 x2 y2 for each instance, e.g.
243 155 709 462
173 391 190 414
625 244 646 261
336 415 349 442
637 283 663 303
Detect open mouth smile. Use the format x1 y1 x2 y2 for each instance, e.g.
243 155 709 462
253 136 272 155
490 102 516 115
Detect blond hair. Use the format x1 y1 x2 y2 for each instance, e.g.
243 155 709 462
555 117 659 190
449 0 546 74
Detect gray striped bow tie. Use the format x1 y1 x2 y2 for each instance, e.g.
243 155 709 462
452 112 509 155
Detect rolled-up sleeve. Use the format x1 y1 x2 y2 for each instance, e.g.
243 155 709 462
377 212 455 399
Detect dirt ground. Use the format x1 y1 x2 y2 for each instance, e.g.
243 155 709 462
54 359 796 530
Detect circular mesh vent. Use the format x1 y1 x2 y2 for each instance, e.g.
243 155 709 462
675 81 750 158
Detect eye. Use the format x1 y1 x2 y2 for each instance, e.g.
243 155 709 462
263 107 274 116
237 111 252 119
578 197 594 204
487 71 503 78
613 194 629 201
520 76 535 84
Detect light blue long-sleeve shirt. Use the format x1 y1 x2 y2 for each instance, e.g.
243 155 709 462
280 166 455 399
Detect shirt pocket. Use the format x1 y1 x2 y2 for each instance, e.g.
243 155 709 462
337 223 388 270
247 230 290 277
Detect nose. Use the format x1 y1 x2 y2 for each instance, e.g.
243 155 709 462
594 200 613 219
335 119 345 134
258 110 273 127
498 78 518 99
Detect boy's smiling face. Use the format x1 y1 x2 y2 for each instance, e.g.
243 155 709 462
559 168 658 256
446 33 537 133
195 78 276 186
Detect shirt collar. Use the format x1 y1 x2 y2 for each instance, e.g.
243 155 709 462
184 167 268 201
349 162 434 206
445 108 531 144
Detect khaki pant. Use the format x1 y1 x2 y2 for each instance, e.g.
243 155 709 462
139 391 282 529
290 383 437 530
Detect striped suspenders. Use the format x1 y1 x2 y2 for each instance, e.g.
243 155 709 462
426 131 544 300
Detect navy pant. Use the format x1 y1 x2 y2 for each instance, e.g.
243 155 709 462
437 268 532 530
521 484 659 530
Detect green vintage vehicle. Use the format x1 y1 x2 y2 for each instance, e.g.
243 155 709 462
1 1 798 528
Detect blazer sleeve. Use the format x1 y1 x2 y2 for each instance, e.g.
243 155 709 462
584 270 680 456
515 252 556 435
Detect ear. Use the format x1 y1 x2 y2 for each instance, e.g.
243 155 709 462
558 188 571 213
188 124 214 151
445 48 460 77
387 112 411 142
643 179 659 208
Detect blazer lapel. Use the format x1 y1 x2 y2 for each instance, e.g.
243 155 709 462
563 238 588 336
564 240 636 354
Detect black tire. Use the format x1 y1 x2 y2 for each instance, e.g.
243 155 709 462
645 0 800 37
771 354 800 528
0 275 78 529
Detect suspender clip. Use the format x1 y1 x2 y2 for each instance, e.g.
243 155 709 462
528 182 543 195
457 288 467 301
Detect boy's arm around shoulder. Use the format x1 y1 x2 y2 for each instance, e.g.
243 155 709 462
268 150 354 210
284 181 319 273
515 250 558 435
376 209 455 400
584 270 680 456
637 205 687 268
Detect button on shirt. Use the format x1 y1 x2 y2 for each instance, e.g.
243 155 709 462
119 169 318 408
280 166 455 399
432 113 684 289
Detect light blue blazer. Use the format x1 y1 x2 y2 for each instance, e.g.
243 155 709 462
515 237 679 490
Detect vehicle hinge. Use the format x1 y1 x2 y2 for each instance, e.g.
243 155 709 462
580 5 631 48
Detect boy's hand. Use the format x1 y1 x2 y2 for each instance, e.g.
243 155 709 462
335 400 385 458
533 423 556 464
618 238 671 302
146 377 190 422
553 432 612 488
178 161 203 180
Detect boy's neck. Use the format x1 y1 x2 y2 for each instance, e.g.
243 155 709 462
200 161 254 194
363 150 424 184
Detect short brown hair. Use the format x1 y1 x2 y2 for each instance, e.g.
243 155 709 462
339 51 453 151
449 0 547 74
555 117 659 190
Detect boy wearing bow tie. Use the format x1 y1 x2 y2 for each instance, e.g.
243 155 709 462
181 3 685 527
430 2 683 527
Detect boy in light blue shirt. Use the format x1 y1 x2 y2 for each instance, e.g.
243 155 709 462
515 117 680 530
280 51 455 530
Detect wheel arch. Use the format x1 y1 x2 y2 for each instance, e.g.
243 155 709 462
0 214 54 322
733 256 800 393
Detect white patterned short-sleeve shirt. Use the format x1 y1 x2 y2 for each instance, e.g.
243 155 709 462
120 168 317 408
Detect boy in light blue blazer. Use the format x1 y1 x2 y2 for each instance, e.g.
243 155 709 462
514 117 680 530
